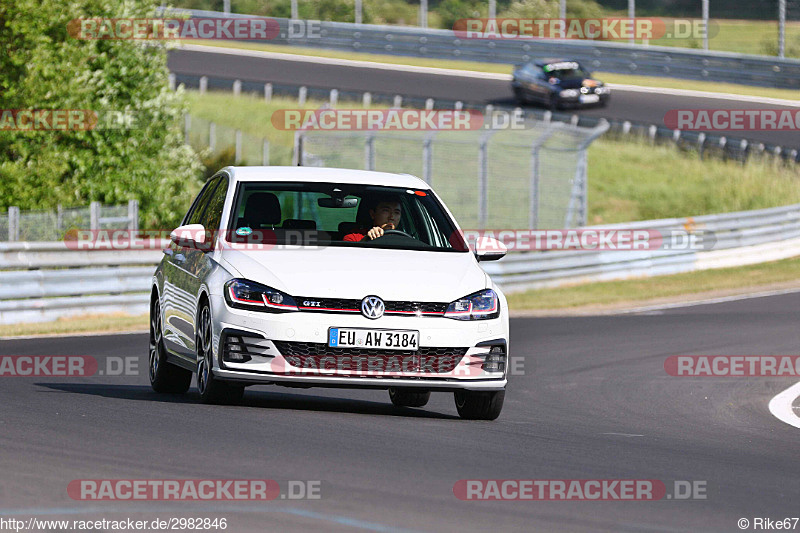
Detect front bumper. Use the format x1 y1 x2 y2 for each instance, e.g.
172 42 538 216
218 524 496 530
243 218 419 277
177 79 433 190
209 294 508 391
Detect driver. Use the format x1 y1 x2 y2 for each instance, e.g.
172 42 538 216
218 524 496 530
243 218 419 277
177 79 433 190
343 196 402 242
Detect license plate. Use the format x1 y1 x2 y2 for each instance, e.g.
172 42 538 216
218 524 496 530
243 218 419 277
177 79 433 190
328 328 419 350
580 94 600 104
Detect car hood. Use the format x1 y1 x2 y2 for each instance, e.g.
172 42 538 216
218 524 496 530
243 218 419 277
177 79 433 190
218 245 487 302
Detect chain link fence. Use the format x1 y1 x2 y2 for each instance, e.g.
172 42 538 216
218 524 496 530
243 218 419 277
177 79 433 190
294 118 608 229
0 201 138 242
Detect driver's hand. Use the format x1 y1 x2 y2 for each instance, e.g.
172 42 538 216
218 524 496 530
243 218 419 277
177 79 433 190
367 223 394 240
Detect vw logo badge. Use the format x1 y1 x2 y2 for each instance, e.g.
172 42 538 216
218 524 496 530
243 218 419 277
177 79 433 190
361 296 385 319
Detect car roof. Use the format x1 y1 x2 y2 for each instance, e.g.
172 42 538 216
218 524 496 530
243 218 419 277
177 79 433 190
224 166 430 189
532 58 580 67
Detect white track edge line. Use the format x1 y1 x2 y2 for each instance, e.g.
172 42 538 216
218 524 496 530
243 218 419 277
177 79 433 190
768 381 800 429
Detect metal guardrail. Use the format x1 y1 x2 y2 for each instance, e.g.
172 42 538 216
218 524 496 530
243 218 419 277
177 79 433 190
2 204 800 324
481 203 800 292
0 242 166 325
179 9 800 90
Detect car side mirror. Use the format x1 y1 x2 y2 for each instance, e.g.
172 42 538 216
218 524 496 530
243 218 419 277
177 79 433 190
474 236 507 262
170 224 207 250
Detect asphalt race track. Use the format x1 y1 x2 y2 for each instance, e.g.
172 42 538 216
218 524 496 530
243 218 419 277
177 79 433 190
1 293 798 532
168 47 800 149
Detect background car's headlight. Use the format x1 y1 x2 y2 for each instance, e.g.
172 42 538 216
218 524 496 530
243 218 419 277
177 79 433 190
224 279 298 312
559 89 579 98
595 86 610 94
444 289 500 320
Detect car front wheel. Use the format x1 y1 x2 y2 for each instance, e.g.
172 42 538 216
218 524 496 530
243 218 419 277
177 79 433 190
196 303 245 405
454 390 505 420
149 295 191 394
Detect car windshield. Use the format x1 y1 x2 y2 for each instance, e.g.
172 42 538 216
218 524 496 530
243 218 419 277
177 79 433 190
226 181 468 252
543 62 589 80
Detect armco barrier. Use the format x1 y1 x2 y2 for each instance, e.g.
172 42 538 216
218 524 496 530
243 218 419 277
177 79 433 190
1 203 799 324
0 242 167 325
177 9 800 89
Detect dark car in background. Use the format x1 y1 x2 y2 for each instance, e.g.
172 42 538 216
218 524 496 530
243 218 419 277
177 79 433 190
512 59 610 110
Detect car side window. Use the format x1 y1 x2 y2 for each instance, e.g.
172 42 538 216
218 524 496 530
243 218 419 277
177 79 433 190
186 177 220 226
201 176 229 244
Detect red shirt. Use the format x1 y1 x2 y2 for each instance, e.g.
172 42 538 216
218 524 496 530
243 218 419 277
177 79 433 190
343 229 368 242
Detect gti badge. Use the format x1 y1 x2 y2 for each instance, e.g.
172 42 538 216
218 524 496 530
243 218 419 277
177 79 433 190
361 296 385 319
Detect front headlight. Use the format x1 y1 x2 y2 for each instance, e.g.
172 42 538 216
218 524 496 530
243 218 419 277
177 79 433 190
595 86 610 94
444 289 500 320
559 89 579 98
224 279 298 312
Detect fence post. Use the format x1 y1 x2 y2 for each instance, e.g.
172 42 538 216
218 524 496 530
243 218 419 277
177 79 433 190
329 89 339 107
292 131 303 166
393 95 403 108
365 134 376 170
262 139 270 166
362 92 371 108
422 132 435 185
168 73 176 91
184 114 191 144
478 133 490 229
425 98 434 110
298 86 307 106
355 0 362 24
209 122 216 152
128 200 139 232
779 0 786 58
233 79 242 97
419 0 428 28
235 130 243 163
8 206 19 242
264 83 273 102
90 201 100 231
199 76 207 94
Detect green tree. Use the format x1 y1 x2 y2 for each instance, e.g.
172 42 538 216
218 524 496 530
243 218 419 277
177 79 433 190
0 0 203 229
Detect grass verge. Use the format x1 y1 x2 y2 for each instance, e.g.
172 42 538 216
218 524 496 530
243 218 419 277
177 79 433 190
0 313 149 338
506 255 800 311
192 41 800 102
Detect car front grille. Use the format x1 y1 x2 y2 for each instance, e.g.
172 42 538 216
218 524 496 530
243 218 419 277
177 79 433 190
294 297 447 316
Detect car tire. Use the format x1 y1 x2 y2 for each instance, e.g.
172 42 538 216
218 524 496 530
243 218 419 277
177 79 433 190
196 302 245 405
149 294 192 394
454 390 505 420
389 387 431 408
512 87 527 105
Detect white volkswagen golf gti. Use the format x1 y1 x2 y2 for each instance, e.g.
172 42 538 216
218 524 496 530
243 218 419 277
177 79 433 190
150 166 509 419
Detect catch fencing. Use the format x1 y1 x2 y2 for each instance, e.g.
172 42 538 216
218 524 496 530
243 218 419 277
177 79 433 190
293 118 609 229
0 201 138 242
